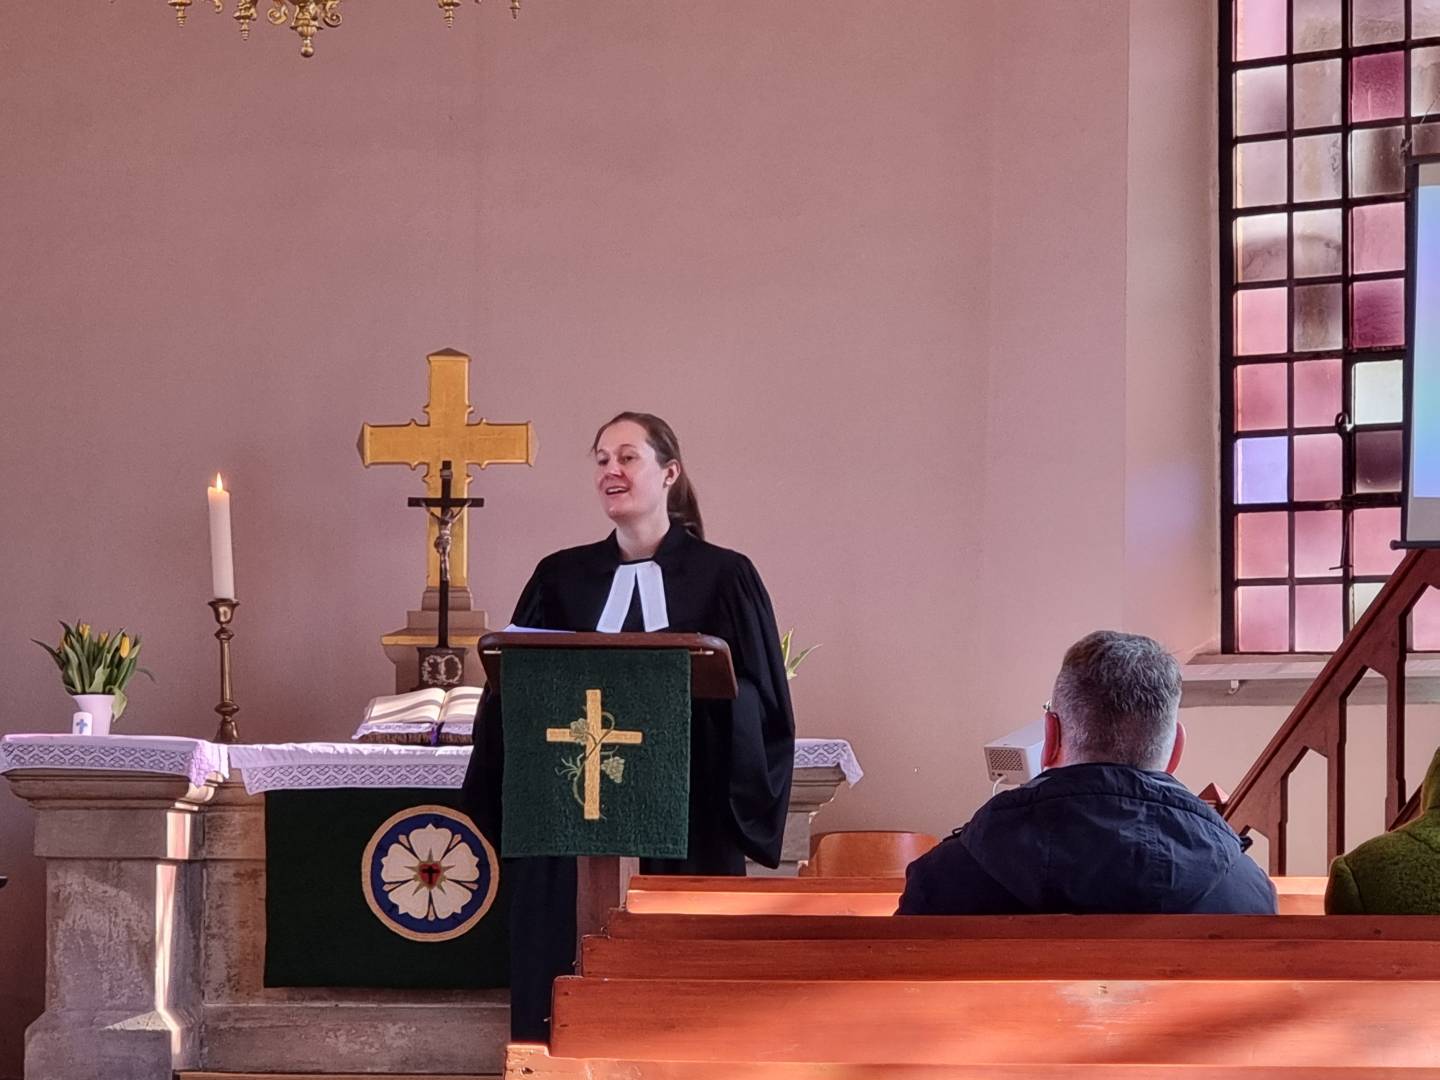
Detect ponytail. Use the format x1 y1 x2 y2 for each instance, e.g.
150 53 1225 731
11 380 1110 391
666 468 704 540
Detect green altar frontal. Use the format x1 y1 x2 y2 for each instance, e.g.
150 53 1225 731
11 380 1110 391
264 786 511 989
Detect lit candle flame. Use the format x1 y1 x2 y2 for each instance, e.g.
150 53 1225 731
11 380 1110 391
214 473 224 492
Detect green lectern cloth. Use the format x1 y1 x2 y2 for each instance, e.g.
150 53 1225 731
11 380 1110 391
501 646 691 859
264 787 510 988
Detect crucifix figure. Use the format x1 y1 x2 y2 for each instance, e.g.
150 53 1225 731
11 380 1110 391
406 460 484 688
546 689 644 821
359 348 535 610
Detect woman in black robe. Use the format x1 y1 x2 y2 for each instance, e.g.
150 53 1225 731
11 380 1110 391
461 411 795 1041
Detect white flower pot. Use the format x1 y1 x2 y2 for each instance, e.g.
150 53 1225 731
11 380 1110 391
72 694 115 736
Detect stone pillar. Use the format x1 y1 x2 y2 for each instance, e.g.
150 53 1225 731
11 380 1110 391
749 764 849 877
6 770 213 1080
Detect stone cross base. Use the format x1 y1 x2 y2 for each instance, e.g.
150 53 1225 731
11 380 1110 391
380 606 490 692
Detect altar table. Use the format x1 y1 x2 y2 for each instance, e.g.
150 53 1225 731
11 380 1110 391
0 734 860 1080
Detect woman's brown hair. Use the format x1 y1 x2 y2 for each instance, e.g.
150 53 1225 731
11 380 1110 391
592 411 704 540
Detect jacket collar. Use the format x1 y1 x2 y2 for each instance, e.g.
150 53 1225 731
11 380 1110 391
602 519 693 566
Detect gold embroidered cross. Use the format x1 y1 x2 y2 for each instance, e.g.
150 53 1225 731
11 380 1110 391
546 689 643 821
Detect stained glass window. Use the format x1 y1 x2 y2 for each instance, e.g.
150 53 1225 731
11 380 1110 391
1224 0 1429 651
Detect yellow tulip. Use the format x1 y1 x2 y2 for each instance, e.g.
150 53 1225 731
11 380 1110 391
79 623 90 639
99 632 109 646
119 636 131 659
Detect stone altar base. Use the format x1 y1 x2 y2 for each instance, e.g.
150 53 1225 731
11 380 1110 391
6 758 851 1079
8 772 509 1079
9 770 208 1080
198 780 511 1076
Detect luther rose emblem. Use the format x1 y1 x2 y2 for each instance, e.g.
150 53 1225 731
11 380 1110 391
360 805 498 942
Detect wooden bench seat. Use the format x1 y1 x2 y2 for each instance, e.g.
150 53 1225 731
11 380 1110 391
623 874 1327 915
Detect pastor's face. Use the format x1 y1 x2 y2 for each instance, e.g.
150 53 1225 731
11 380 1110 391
593 420 671 526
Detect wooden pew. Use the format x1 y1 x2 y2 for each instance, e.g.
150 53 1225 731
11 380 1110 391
513 881 1426 1077
623 874 1327 915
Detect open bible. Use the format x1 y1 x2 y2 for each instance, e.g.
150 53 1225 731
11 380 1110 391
352 685 481 746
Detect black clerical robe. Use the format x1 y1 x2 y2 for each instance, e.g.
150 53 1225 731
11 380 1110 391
460 522 795 1040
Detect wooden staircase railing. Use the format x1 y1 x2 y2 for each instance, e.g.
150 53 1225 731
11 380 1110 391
1219 547 1440 874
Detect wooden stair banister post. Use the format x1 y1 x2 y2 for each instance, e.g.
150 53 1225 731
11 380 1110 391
1328 702 1347 863
1377 617 1409 827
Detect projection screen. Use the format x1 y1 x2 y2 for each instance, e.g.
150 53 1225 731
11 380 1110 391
1403 160 1440 544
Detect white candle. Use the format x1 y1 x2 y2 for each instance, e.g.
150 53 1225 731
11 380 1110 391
208 474 235 600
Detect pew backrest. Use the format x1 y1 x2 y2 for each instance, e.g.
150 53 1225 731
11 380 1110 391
510 1042 1440 1078
548 976 1440 1067
603 910 1433 940
581 932 1440 980
622 875 1328 916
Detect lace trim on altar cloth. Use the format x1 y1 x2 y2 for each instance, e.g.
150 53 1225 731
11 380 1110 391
239 739 861 792
228 742 473 793
794 737 864 785
0 734 229 789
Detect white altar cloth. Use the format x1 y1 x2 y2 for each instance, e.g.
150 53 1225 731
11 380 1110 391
2 734 862 795
0 733 228 788
233 737 862 793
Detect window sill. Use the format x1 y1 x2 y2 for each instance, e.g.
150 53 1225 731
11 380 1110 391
1181 653 1440 708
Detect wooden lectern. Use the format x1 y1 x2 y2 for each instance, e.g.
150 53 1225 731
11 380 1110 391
478 631 737 697
478 631 737 938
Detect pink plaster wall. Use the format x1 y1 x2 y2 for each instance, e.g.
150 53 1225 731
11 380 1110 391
973 0 1133 750
1124 0 1222 651
0 4 1220 1075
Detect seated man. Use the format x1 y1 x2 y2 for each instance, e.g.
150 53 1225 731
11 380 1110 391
898 630 1276 915
1325 747 1440 914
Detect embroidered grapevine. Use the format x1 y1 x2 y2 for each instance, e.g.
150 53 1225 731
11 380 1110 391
555 711 629 816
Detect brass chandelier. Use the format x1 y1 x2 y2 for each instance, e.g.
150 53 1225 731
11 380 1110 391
166 0 521 58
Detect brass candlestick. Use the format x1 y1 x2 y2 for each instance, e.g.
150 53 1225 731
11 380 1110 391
208 599 240 744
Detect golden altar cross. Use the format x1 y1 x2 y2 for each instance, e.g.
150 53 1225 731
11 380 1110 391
547 689 644 821
358 349 535 592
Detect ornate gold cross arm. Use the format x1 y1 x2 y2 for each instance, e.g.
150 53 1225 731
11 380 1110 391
358 349 535 591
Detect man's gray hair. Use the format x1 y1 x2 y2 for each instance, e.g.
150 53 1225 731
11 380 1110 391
1050 630 1182 770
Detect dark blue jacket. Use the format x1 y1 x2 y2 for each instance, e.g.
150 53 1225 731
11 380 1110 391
898 763 1277 915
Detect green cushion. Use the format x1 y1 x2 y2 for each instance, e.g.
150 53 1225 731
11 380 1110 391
1326 747 1440 914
